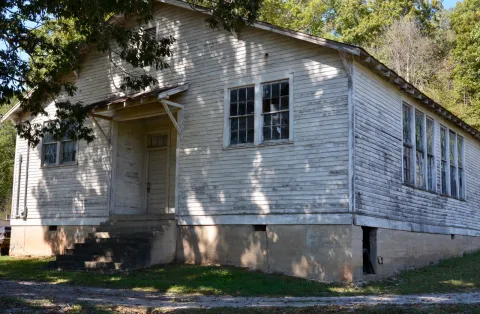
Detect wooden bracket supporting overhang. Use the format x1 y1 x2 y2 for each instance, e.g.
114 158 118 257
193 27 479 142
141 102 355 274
160 99 184 135
88 112 111 145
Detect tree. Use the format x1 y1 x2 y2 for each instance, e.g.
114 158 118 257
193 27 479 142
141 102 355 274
0 0 262 146
259 0 443 46
367 16 440 90
0 103 16 215
450 0 480 107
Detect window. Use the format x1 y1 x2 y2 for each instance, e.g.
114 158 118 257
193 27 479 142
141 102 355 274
226 76 292 147
42 128 77 166
426 117 435 191
262 81 289 141
440 126 465 199
403 104 437 191
144 27 156 40
415 110 425 188
458 135 465 199
229 86 255 145
449 130 457 198
43 132 58 166
148 134 168 148
441 126 448 194
403 104 413 184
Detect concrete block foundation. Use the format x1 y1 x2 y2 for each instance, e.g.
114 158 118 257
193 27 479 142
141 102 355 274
177 224 480 282
9 225 96 256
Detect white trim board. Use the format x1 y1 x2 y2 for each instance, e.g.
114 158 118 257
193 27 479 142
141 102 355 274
177 213 353 225
355 215 480 237
10 217 109 226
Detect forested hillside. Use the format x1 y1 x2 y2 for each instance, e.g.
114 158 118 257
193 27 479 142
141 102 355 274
259 0 480 129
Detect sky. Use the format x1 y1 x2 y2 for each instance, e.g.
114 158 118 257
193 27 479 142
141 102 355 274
443 0 462 9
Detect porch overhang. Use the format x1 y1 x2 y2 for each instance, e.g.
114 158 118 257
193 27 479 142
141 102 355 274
87 83 188 137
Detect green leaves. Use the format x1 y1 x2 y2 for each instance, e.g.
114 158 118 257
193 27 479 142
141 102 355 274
1 0 262 145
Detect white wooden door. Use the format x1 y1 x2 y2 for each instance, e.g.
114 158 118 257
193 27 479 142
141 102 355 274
147 148 168 214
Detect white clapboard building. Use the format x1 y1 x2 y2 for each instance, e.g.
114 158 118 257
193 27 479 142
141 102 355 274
2 0 480 282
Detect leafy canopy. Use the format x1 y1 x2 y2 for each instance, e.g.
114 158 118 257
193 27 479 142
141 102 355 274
0 0 262 146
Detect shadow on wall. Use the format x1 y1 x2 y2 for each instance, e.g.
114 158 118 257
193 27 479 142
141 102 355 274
176 224 355 282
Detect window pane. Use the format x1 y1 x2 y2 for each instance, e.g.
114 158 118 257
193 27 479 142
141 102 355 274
441 161 447 194
44 132 55 144
247 87 254 101
280 82 289 96
44 143 57 165
457 135 464 168
450 165 457 197
459 168 465 199
449 131 456 166
262 99 270 113
427 155 434 191
415 110 424 150
263 126 271 141
403 104 412 145
230 89 238 103
246 101 254 114
270 97 280 112
272 83 280 97
230 103 238 116
239 88 246 102
262 80 289 142
403 146 412 184
280 96 289 110
230 131 238 145
61 141 77 163
239 117 247 130
231 118 238 131
427 118 434 154
263 84 271 99
416 150 424 187
441 127 447 160
238 102 246 115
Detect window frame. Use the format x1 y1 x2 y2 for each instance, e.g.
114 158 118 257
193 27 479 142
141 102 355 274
402 102 437 192
41 122 79 168
223 74 294 148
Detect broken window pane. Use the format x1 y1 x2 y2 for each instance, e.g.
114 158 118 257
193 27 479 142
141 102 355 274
261 80 290 142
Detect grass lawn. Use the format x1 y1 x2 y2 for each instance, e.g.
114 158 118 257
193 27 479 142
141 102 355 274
1 251 480 296
2 297 480 314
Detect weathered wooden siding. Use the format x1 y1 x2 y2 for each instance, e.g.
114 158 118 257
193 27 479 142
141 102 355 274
146 4 351 222
12 2 351 225
353 62 480 235
11 110 111 224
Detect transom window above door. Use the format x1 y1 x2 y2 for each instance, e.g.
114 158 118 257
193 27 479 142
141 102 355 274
225 76 293 147
148 134 168 148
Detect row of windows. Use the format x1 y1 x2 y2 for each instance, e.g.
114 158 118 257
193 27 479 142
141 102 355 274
403 103 465 199
228 80 290 146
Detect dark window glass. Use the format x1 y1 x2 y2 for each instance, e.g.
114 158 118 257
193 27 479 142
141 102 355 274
262 81 289 142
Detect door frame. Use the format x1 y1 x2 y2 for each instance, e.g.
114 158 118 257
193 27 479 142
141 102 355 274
144 130 171 214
